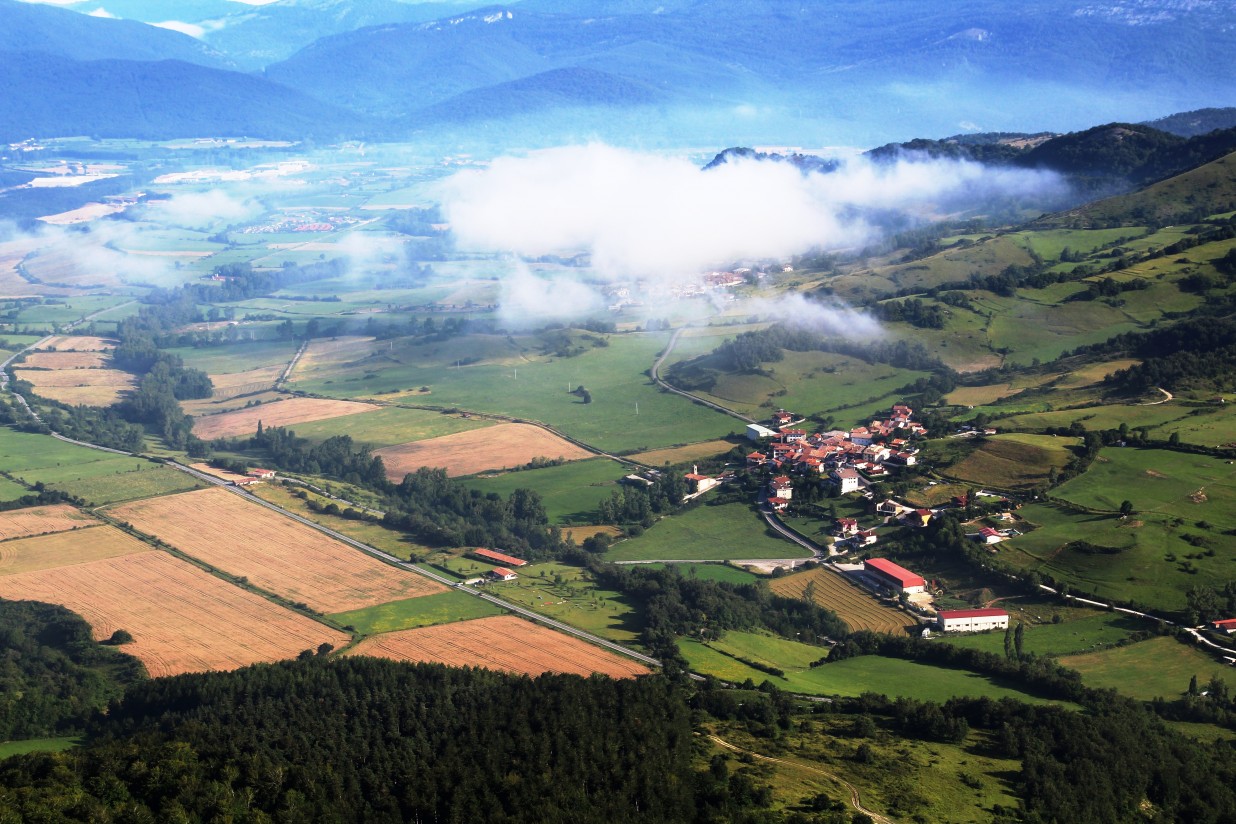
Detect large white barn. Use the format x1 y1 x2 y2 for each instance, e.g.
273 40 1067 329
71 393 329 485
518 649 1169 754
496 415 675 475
936 608 1010 633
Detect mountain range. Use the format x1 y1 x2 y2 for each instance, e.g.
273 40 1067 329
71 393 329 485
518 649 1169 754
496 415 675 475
0 0 1234 148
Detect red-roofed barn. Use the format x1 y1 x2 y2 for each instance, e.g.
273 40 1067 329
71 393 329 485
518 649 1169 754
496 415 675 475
863 558 926 595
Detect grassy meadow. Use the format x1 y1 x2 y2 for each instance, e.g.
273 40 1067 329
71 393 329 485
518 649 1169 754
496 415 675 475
459 458 628 524
329 590 504 635
605 500 812 562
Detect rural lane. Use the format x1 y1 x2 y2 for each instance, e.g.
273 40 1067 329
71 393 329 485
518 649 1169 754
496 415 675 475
650 326 757 424
706 733 896 824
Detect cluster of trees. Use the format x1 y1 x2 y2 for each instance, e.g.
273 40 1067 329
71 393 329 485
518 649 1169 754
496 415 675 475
872 297 947 328
597 471 686 527
0 657 716 824
1100 317 1236 392
1184 582 1236 625
1065 276 1150 302
382 467 565 559
244 425 387 487
0 599 143 740
585 559 849 669
702 322 945 374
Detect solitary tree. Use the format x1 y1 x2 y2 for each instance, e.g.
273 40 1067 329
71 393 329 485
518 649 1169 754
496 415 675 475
1120 500 1134 517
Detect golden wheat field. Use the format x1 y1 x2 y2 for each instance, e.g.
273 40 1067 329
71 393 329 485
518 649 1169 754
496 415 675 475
192 396 376 439
375 423 593 479
0 524 149 575
0 503 99 541
348 615 649 678
109 487 446 612
769 567 914 634
0 550 349 677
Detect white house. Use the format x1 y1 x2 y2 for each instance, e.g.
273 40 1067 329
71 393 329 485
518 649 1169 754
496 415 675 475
831 467 861 494
937 609 1009 633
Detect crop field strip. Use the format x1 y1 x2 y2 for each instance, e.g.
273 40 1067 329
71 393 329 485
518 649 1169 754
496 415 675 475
21 351 109 369
768 567 914 634
0 503 99 540
0 524 149 575
37 335 115 351
348 614 650 679
0 550 349 677
375 422 594 479
13 366 137 406
109 487 447 613
191 396 378 439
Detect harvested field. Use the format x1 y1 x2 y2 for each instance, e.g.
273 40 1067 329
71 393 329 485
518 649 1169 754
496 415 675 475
0 525 149 575
630 440 737 467
109 487 446 612
563 525 624 543
22 249 124 288
769 567 914 634
192 396 376 439
38 202 126 225
40 335 115 352
14 366 137 406
187 462 254 484
206 365 284 399
22 351 109 369
0 551 348 677
0 503 98 541
348 614 649 678
376 423 593 479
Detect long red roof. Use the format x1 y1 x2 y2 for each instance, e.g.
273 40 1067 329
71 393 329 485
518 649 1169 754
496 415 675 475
472 548 527 567
864 558 925 588
938 608 1008 619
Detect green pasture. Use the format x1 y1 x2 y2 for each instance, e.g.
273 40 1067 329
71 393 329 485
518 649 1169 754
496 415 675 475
939 610 1150 657
460 458 627 524
0 737 81 760
1054 447 1236 527
1060 636 1236 701
283 405 492 448
492 561 644 643
691 349 928 424
0 475 31 502
13 296 137 325
1001 502 1236 614
1013 226 1146 261
165 340 299 374
50 465 203 506
681 631 1068 704
943 433 1078 490
290 331 738 453
0 426 153 487
329 590 504 635
605 500 811 562
641 562 760 584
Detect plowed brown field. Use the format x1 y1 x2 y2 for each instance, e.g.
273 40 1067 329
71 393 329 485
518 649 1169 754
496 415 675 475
192 396 376 439
348 614 649 678
109 487 445 612
375 423 593 479
0 551 348 677
0 524 149 575
0 503 98 541
769 567 913 634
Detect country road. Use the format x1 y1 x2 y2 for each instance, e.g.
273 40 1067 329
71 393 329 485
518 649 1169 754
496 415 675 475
650 326 757 424
707 733 896 824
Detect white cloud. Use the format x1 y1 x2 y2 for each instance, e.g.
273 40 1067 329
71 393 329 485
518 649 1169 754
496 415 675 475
439 143 1064 282
152 19 205 38
87 7 116 18
144 190 263 230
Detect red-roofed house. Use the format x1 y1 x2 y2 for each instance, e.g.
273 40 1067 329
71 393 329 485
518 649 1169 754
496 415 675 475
864 558 926 594
780 428 807 443
833 517 859 537
975 527 1004 545
247 468 276 479
471 548 528 567
685 472 719 494
1211 618 1236 633
746 451 768 468
772 410 794 427
488 567 518 582
937 608 1009 632
909 508 933 528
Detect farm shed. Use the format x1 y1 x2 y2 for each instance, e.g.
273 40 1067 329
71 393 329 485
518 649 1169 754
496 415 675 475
937 608 1010 633
864 558 926 595
471 548 528 568
489 567 518 582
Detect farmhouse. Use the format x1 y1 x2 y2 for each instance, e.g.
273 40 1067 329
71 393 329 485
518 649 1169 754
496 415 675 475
471 548 527 568
908 508 933 528
246 468 276 480
684 471 720 494
1211 618 1236 633
770 475 793 497
937 608 1010 633
864 558 926 595
972 527 1004 545
489 567 518 582
833 517 860 537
